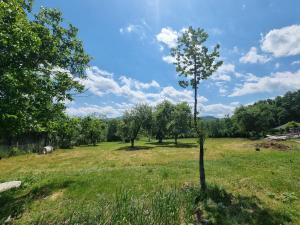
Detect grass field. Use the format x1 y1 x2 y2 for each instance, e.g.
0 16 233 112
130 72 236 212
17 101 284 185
0 138 299 225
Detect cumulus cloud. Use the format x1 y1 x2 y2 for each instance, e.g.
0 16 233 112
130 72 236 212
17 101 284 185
201 103 236 118
291 60 300 65
211 63 236 81
261 24 300 57
66 103 133 118
239 47 271 64
156 27 179 48
69 66 240 118
229 70 300 97
76 66 208 106
162 55 176 64
119 76 160 90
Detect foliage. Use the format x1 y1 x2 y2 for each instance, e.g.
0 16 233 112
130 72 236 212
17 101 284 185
80 116 106 146
50 116 81 148
232 90 300 137
153 101 174 143
120 104 152 147
171 26 223 190
168 102 192 144
107 119 122 141
0 0 90 143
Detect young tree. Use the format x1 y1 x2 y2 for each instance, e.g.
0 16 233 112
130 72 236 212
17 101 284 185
154 101 174 143
169 102 192 144
171 27 223 190
122 104 152 148
142 106 153 142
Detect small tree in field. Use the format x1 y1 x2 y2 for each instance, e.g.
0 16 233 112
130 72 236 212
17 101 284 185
81 116 106 146
169 102 192 144
154 101 174 143
171 27 223 190
122 104 152 148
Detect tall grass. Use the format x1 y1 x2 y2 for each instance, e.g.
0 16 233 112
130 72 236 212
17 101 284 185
16 185 292 225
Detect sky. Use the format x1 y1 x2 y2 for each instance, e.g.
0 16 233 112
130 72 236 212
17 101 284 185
34 0 300 118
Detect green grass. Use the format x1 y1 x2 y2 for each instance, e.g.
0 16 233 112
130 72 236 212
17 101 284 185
0 138 299 224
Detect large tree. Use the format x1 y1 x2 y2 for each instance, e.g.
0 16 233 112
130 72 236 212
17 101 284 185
0 0 90 143
171 27 222 190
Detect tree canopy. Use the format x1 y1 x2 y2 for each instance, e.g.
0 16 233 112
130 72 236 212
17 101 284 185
0 0 90 142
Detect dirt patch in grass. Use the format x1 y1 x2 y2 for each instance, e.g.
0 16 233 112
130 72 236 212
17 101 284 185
48 190 64 201
256 141 290 151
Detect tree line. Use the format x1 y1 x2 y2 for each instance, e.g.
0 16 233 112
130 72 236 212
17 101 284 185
30 88 299 150
203 90 300 138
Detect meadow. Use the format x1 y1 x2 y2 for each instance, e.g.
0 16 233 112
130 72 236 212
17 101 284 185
0 138 299 225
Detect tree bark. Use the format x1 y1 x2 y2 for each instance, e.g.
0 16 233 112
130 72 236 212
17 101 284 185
193 74 206 191
158 137 162 143
130 139 134 148
199 134 206 190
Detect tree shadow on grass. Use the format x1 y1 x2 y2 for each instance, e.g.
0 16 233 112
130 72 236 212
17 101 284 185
191 185 291 225
116 146 155 151
0 180 74 223
147 141 198 149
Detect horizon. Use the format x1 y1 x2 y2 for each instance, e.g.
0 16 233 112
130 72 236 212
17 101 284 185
34 0 300 118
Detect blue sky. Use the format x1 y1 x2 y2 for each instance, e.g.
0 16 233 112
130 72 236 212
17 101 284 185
34 0 300 118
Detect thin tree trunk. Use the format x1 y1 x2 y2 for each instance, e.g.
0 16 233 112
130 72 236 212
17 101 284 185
194 74 206 191
199 134 206 190
130 139 134 148
158 137 162 143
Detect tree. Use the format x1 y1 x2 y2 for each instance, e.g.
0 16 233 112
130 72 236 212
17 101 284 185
49 116 81 149
171 27 223 190
81 116 106 146
169 102 192 144
107 119 122 142
122 104 152 148
233 102 277 137
154 101 174 143
0 0 90 143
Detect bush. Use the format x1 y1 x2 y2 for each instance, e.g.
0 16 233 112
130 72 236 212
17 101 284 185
8 147 23 157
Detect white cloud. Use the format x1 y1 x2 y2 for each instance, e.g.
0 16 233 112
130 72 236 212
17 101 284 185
211 63 236 81
229 70 300 97
119 76 160 90
261 24 300 57
76 66 208 109
70 66 241 118
243 73 259 82
119 23 147 39
239 47 271 64
156 27 179 48
201 103 236 118
162 55 176 64
291 60 300 65
219 87 227 95
66 103 133 118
